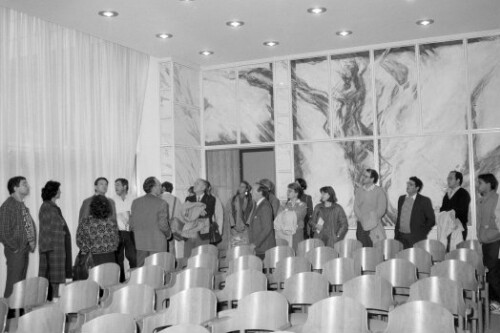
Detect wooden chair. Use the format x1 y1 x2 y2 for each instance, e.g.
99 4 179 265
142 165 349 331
396 247 433 279
353 247 384 274
273 256 312 290
187 253 219 275
15 305 65 333
374 239 404 261
304 246 339 272
300 296 371 333
215 270 267 309
88 263 120 288
58 280 100 314
190 244 218 258
224 245 255 263
142 288 217 333
343 275 395 317
322 257 361 293
8 277 48 316
263 245 295 274
281 272 329 314
376 258 418 303
334 239 363 258
457 240 483 256
0 298 8 333
82 313 136 333
145 252 176 273
126 264 166 289
227 254 263 274
383 300 455 333
158 324 209 333
296 238 324 257
414 239 446 263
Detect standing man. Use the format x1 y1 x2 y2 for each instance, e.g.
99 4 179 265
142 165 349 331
185 179 216 245
78 177 117 224
130 177 171 267
354 169 388 247
476 173 500 313
440 171 471 240
0 176 37 297
395 177 435 249
161 181 181 256
113 178 136 282
249 183 276 259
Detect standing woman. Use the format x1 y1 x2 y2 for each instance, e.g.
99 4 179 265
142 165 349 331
228 181 254 231
311 186 348 247
296 178 314 239
274 183 307 250
38 181 72 300
77 195 119 266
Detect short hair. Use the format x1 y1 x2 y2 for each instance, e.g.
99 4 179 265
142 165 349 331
259 179 276 195
288 182 304 198
478 173 498 191
89 195 112 219
162 181 173 193
41 181 61 201
295 178 308 191
255 183 270 200
115 178 129 191
409 176 423 193
366 169 379 184
7 176 26 195
188 186 195 196
94 177 108 186
320 186 337 203
450 171 464 186
143 177 157 194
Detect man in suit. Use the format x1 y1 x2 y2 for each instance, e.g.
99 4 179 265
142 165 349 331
130 177 171 266
78 177 117 224
395 176 435 249
440 170 471 240
249 183 276 259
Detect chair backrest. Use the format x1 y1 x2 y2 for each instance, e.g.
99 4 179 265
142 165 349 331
445 248 485 275
396 247 432 276
158 324 210 333
0 298 8 333
301 296 370 333
281 272 329 306
263 246 295 272
190 244 218 258
217 270 267 305
456 239 483 255
333 239 363 258
16 305 65 333
384 300 455 333
144 288 217 333
274 256 312 288
304 246 339 271
105 284 155 317
430 259 479 291
374 239 404 260
88 263 120 288
375 258 418 289
8 276 48 309
128 264 166 289
322 257 361 287
58 280 100 313
353 247 384 274
225 245 255 262
145 252 176 273
414 239 446 262
296 238 324 257
227 255 263 274
343 275 394 311
187 253 219 275
408 276 467 316
82 313 137 333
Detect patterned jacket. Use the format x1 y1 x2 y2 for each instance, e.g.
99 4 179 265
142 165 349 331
0 196 35 252
77 216 119 255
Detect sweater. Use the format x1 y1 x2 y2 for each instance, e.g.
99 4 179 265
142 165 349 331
354 185 388 230
440 187 471 227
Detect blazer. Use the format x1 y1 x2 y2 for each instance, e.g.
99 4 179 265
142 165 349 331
395 193 435 241
440 187 471 227
248 199 276 255
185 193 216 238
79 195 117 224
130 193 170 252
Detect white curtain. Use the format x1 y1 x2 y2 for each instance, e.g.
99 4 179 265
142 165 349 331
0 8 150 291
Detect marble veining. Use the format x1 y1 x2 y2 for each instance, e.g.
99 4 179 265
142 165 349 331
159 61 172 92
174 104 200 146
160 147 174 179
175 148 201 188
473 132 500 183
160 118 173 146
174 63 200 108
275 60 290 87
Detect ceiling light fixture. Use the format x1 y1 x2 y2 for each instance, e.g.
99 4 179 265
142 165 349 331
336 30 352 37
199 50 214 56
307 7 327 14
416 19 434 26
263 41 279 47
226 20 245 28
156 33 173 39
98 11 119 18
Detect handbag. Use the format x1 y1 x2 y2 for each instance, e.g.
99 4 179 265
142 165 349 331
208 221 222 245
72 251 94 280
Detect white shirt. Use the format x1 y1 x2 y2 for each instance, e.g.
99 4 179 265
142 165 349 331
113 194 134 231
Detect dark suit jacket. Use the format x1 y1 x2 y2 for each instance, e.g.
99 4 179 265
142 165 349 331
395 193 435 241
440 187 470 227
248 199 276 255
185 194 216 238
79 195 117 224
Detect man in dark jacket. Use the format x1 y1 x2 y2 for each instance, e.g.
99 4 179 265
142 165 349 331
249 183 276 259
440 171 471 240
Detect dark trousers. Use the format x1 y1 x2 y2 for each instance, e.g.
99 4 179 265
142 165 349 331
3 247 29 298
92 252 117 267
396 232 421 250
356 222 373 247
116 231 137 282
482 241 500 302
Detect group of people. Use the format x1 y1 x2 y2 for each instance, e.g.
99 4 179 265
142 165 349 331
0 169 499 311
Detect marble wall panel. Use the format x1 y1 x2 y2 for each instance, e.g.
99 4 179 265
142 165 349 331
275 60 290 87
275 87 291 142
294 140 375 227
331 51 373 137
159 61 172 93
276 144 293 172
379 135 470 226
291 56 330 140
468 36 500 129
160 118 173 146
276 171 294 201
375 46 420 135
419 41 467 132
174 63 200 108
474 132 500 184
160 146 174 180
159 89 173 119
174 104 200 146
203 69 238 145
175 147 201 188
238 63 274 143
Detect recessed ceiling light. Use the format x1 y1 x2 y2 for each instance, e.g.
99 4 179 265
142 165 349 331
416 19 434 26
263 41 279 47
179 0 195 2
156 33 173 39
98 11 119 18
336 30 352 37
226 20 245 28
199 50 214 56
307 7 327 14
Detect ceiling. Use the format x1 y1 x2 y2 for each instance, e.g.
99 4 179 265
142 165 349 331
1 0 499 68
